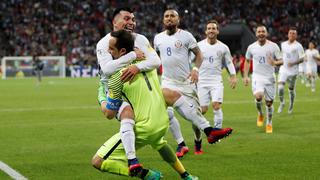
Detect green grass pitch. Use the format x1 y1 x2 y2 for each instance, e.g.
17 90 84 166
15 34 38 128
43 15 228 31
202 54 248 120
0 75 320 180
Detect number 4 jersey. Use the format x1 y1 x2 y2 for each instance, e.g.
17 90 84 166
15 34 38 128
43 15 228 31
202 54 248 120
245 40 282 82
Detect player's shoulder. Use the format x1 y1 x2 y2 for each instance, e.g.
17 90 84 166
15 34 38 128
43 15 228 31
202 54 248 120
248 41 258 49
197 39 206 46
178 29 194 37
295 41 303 48
267 40 280 48
134 33 148 41
217 40 229 49
97 33 111 48
154 31 166 38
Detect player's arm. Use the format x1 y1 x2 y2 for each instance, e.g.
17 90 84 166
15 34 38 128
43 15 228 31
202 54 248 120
288 45 305 67
268 45 283 66
243 47 252 86
224 48 237 89
104 72 124 119
189 46 202 83
313 50 320 61
120 36 161 82
243 58 251 86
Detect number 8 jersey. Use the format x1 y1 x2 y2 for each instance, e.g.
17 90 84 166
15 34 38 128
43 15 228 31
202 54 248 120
245 40 282 82
154 29 198 82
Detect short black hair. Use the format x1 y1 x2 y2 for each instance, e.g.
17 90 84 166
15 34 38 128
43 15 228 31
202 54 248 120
289 26 298 31
110 30 134 53
112 7 133 20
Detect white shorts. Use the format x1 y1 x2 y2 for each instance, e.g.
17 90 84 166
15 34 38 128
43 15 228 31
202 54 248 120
306 64 318 75
278 71 297 88
161 78 201 110
298 63 306 73
252 79 276 101
198 83 224 106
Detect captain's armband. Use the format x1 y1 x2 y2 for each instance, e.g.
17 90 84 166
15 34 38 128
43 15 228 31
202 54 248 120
106 97 123 111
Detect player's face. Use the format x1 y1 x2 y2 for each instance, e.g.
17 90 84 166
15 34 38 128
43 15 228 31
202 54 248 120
163 10 179 30
113 11 136 32
205 23 219 39
308 42 315 49
108 37 126 59
288 30 297 42
256 26 267 42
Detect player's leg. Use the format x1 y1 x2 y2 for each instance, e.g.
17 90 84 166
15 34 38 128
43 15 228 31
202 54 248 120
210 85 224 129
118 103 141 170
167 106 189 158
252 79 264 127
150 132 198 180
277 71 287 113
265 83 276 133
163 88 232 144
309 66 317 92
287 75 297 114
97 82 140 170
311 73 316 92
92 134 161 179
91 133 129 175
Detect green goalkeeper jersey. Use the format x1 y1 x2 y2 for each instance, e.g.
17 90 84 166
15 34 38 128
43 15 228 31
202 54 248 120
107 68 169 137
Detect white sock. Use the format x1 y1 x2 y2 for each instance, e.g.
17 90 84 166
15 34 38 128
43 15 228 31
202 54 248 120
213 109 223 128
255 99 263 115
167 107 184 144
173 96 210 130
120 119 136 160
266 105 274 124
289 89 295 107
311 77 315 90
278 84 285 104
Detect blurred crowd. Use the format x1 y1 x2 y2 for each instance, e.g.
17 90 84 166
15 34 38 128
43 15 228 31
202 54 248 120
1 0 319 67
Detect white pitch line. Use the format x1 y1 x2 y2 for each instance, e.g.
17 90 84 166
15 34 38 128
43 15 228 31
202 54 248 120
0 161 27 180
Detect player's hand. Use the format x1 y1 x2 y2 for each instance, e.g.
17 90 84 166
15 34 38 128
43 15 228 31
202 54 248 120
229 75 237 89
287 62 294 67
243 76 250 86
134 48 145 61
267 55 275 66
120 65 140 83
189 68 199 83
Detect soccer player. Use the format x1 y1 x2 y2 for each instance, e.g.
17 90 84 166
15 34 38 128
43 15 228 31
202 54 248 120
277 27 305 114
154 9 233 157
197 20 237 130
305 41 320 92
243 25 283 133
32 54 44 84
92 30 198 180
96 7 161 173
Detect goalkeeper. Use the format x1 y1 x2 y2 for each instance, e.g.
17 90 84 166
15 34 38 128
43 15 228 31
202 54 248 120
91 30 198 180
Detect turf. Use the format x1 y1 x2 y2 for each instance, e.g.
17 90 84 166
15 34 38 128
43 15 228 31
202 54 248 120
0 76 320 180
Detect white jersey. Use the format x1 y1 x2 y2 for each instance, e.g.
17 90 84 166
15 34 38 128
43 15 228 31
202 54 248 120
154 29 198 82
96 32 161 85
245 40 281 82
198 39 236 85
305 49 319 68
279 40 305 75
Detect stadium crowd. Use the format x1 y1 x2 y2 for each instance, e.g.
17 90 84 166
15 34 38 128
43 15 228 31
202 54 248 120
1 0 319 67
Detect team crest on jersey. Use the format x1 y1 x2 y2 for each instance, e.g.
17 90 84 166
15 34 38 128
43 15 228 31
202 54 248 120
175 40 183 48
